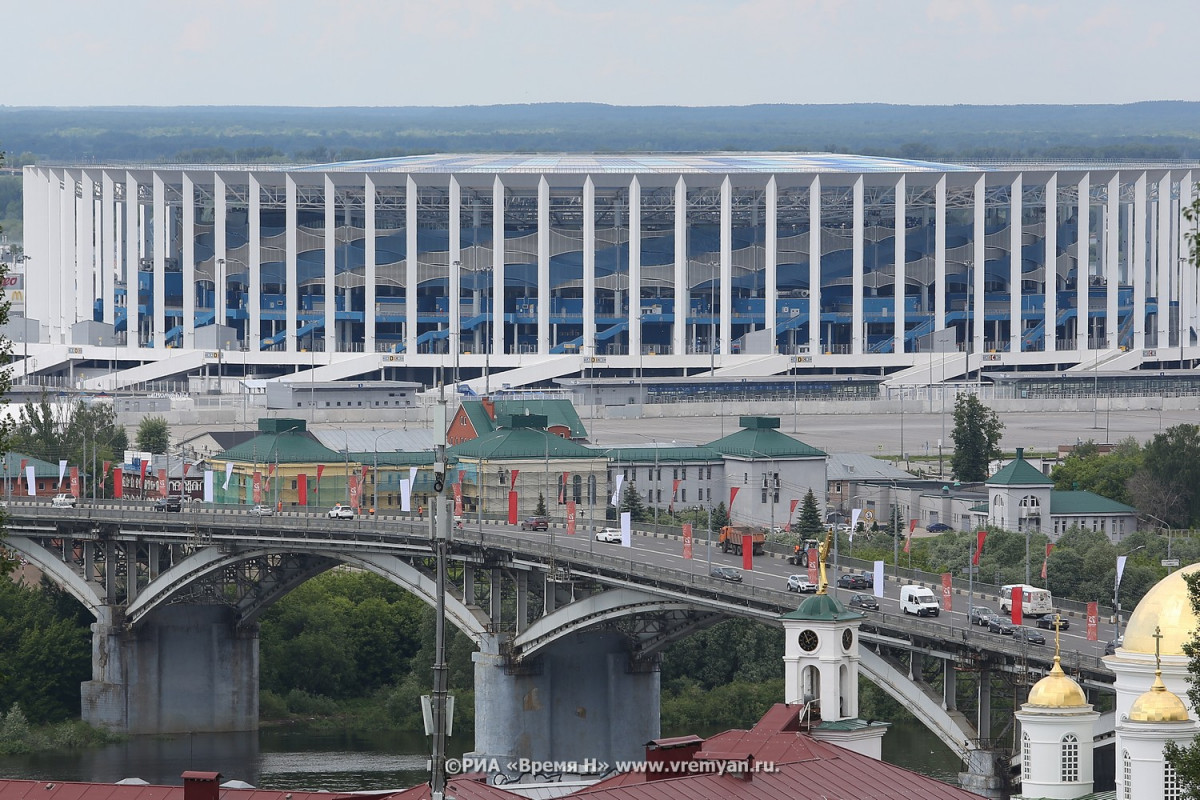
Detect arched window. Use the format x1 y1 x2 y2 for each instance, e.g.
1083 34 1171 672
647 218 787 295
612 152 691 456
572 474 582 503
1022 732 1031 782
1061 733 1079 782
993 494 1005 508
1122 750 1132 800
1165 762 1181 800
1020 495 1042 533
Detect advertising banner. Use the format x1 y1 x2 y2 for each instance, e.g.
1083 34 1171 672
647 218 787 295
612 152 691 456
941 573 953 612
566 501 577 535
1087 601 1099 641
682 523 693 559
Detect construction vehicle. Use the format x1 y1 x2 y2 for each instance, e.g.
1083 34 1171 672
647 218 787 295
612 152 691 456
719 525 766 556
787 538 822 567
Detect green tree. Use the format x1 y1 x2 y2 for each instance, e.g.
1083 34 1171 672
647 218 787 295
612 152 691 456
1050 438 1142 505
711 501 730 530
136 415 169 454
534 492 548 517
9 398 128 496
950 393 1004 481
1164 570 1200 794
796 489 824 537
1127 424 1200 527
0 580 92 722
620 482 651 522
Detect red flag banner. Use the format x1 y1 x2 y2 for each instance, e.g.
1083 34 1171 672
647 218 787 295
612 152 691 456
19 459 27 474
268 463 276 477
909 518 918 533
1086 601 1099 641
941 573 953 612
807 547 819 584
559 472 569 504
510 469 520 487
1011 587 1023 625
787 498 799 529
349 476 360 512
682 523 693 559
904 530 912 554
317 464 326 482
298 473 308 506
729 486 739 511
113 467 123 499
507 491 519 524
972 530 987 565
566 501 577 535
158 469 168 498
252 471 263 504
453 482 463 517
1041 543 1053 580
70 467 80 498
742 535 753 570
102 460 111 477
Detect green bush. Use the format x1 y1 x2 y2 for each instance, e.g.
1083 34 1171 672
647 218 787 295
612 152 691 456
284 689 339 716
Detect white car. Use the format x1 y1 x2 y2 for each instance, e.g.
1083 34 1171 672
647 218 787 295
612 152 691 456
595 527 623 543
250 504 274 516
786 574 818 593
327 504 355 519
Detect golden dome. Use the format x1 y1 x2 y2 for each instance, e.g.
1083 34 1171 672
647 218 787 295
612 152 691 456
1123 563 1200 656
1128 672 1190 723
1026 657 1089 708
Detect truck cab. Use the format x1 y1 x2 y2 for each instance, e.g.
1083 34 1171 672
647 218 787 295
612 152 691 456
900 584 940 617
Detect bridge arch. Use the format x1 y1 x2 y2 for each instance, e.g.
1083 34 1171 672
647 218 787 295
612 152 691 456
6 536 103 617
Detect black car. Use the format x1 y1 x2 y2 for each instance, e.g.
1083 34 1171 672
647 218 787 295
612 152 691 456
1012 627 1046 645
968 606 995 626
1034 614 1070 631
837 574 869 590
710 566 743 583
926 522 952 532
848 593 879 611
987 615 1015 635
154 496 184 512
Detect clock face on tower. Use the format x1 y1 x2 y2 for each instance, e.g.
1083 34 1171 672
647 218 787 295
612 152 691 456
798 629 819 652
842 628 854 651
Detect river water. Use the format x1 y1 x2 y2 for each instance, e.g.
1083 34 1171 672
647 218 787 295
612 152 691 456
0 720 960 791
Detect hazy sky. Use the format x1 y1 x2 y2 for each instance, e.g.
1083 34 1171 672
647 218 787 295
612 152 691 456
8 0 1198 107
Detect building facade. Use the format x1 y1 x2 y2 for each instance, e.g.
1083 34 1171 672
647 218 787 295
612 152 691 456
20 154 1200 389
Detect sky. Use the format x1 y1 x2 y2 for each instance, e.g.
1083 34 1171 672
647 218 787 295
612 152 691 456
7 0 1199 107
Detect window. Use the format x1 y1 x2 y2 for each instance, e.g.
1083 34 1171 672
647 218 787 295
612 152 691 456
1022 732 1030 782
656 468 662 481
655 489 661 503
1122 751 1131 800
1061 734 1078 782
1166 762 1180 800
573 474 582 503
681 489 687 503
682 468 687 480
706 467 712 479
744 473 749 484
647 489 653 504
673 468 679 480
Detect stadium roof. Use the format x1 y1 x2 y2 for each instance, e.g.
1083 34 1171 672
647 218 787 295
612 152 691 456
307 152 973 175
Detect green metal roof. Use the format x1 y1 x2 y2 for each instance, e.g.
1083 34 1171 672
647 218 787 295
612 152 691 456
214 432 345 464
1 452 63 478
598 445 724 463
449 426 599 461
780 593 863 622
460 399 589 439
349 451 437 467
986 451 1053 486
707 418 825 459
1050 490 1137 515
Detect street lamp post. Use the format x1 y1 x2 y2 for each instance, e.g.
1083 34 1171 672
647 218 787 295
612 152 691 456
1114 544 1146 642
372 429 389 514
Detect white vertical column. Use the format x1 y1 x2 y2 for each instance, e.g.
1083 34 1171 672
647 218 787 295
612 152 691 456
1044 173 1058 353
628 176 642 358
1010 173 1023 353
365 175 377 354
125 172 139 348
1181 172 1195 357
79 171 96 326
935 176 947 332
1157 173 1172 349
765 177 777 341
851 175 864 355
60 171 77 339
1105 174 1119 349
213 173 226 330
449 176 462 361
1077 173 1090 350
492 176 505 357
248 174 262 352
323 174 336 354
537 175 550 355
1133 173 1147 350
583 176 596 357
284 175 298 353
808 176 821 353
720 176 732 354
405 176 418 355
152 172 166 348
22 168 47 335
182 172 195 349
973 175 986 355
893 174 906 354
100 171 115 326
673 175 687 358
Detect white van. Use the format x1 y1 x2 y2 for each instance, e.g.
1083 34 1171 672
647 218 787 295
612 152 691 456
900 584 940 617
51 493 77 508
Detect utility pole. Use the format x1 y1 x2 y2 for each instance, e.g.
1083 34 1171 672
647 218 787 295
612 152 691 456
426 387 453 800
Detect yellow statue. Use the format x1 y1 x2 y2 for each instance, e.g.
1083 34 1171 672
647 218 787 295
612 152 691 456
817 531 833 595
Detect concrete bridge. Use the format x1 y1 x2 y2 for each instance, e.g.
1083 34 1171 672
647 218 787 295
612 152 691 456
4 502 1117 773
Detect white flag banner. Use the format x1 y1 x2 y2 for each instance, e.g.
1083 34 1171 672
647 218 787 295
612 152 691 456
611 475 624 507
204 470 214 503
223 462 235 490
1116 555 1128 588
58 459 67 486
400 478 412 512
850 508 862 539
409 467 418 485
620 511 632 548
873 560 885 598
25 465 35 496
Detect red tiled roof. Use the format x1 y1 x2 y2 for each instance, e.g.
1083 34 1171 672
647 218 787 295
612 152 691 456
0 781 396 800
570 704 977 800
372 776 524 800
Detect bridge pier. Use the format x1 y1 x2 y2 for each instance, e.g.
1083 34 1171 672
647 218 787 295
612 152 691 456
83 604 259 735
471 631 659 773
943 658 957 711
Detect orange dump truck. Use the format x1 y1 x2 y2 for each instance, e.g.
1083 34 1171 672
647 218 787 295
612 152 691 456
719 525 766 556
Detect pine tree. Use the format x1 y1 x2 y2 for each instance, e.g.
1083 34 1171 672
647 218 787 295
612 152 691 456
620 483 650 522
796 489 824 537
535 492 548 517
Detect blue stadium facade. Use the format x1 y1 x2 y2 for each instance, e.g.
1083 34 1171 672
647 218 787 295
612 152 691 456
21 153 1199 388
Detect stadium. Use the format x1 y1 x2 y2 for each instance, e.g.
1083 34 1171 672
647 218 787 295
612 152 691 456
18 153 1200 391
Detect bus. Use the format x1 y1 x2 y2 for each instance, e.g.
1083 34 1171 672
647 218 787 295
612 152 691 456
999 584 1054 616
